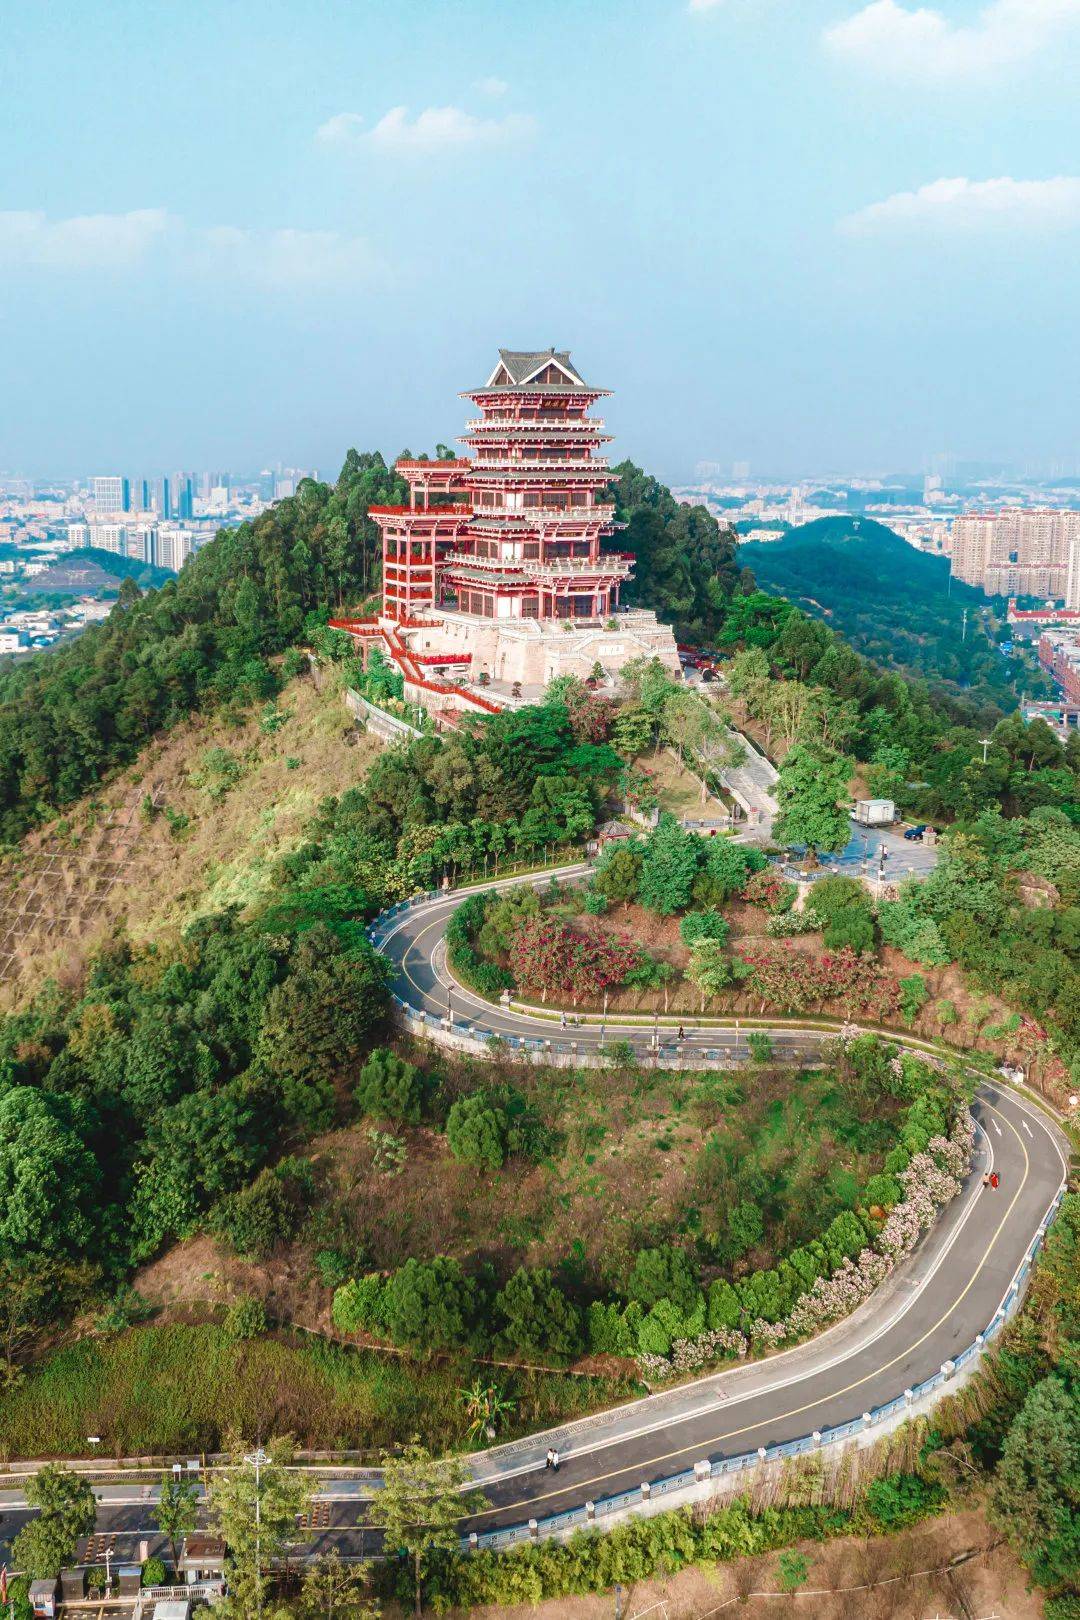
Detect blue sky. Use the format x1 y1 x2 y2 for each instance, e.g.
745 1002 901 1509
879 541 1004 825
1 0 1078 482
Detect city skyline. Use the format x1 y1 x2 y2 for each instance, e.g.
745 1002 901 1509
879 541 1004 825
1 0 1078 482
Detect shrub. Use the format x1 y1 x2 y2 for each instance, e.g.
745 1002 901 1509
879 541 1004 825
223 1296 266 1341
823 907 876 954
210 1158 313 1259
747 1031 773 1063
898 973 929 1022
355 1048 427 1124
141 1558 167 1588
587 1300 642 1357
332 1273 390 1335
679 910 730 948
626 1246 700 1312
863 1472 944 1529
446 1093 509 1170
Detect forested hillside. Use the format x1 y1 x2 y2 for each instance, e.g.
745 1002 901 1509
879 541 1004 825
738 516 1034 713
0 452 407 844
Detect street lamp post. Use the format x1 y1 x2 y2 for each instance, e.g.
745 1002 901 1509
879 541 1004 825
244 1447 270 1620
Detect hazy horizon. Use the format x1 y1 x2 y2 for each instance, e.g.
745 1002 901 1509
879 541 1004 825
2 0 1078 485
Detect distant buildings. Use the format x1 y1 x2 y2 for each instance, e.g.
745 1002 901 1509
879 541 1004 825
950 508 1080 598
1038 628 1080 708
92 475 130 512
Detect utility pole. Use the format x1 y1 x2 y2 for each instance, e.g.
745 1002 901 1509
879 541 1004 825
979 736 991 764
961 606 968 641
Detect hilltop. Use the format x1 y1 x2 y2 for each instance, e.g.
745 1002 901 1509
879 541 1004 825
23 546 177 595
737 515 1035 714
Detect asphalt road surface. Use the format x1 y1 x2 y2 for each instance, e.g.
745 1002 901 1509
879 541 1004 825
0 869 1067 1567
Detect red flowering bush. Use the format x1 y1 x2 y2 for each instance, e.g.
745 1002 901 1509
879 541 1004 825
736 942 899 1019
510 916 640 1004
741 869 796 913
564 685 613 744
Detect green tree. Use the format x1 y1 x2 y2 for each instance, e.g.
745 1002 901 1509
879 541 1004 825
991 1375 1080 1598
0 1087 100 1267
626 1246 700 1312
687 937 742 1009
493 1267 583 1362
638 813 701 915
773 744 853 858
156 1474 199 1575
298 1550 379 1620
257 927 389 1130
445 1093 509 1170
384 1257 477 1355
591 844 643 909
12 1464 96 1579
207 1436 311 1620
356 1049 426 1124
371 1442 487 1618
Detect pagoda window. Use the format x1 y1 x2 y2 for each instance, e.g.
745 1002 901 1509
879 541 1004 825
521 595 539 618
523 541 540 558
523 493 542 509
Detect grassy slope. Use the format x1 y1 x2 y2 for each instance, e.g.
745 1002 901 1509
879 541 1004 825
0 1323 630 1460
0 668 380 1006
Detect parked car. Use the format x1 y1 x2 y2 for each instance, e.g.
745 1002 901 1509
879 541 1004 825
904 824 927 841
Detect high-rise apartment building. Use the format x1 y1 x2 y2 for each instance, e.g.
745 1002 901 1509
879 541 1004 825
949 508 1080 598
157 527 194 571
1066 538 1080 613
92 475 130 513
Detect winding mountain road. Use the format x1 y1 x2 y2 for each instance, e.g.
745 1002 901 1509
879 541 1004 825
0 868 1069 1569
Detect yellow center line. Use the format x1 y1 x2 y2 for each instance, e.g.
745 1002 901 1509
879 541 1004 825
383 910 1045 1528
466 1096 1029 1521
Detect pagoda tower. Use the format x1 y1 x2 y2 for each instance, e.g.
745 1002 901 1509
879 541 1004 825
336 349 679 714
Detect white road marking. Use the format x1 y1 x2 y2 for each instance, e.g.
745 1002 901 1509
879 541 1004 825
1022 1120 1033 1138
992 1120 1002 1136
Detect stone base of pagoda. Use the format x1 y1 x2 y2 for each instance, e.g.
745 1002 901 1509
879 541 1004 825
398 605 681 693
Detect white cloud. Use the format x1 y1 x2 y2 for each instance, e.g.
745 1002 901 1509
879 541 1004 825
475 76 509 97
315 111 366 145
688 0 726 10
366 104 535 154
0 208 169 269
824 0 1080 82
0 208 381 287
840 175 1080 233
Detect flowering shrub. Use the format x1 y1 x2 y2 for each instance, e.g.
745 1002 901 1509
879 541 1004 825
742 869 797 912
640 1105 974 1382
737 941 900 1019
509 916 641 1004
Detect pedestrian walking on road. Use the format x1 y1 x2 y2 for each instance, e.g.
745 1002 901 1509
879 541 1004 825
560 1011 567 1029
981 1173 991 1189
551 1449 560 1472
544 1448 554 1470
677 1025 685 1043
990 1171 1000 1190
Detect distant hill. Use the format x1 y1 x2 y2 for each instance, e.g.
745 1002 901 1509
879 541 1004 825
737 515 1027 709
19 546 175 595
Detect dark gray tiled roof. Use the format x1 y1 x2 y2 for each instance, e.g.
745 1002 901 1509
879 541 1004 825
498 349 584 385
